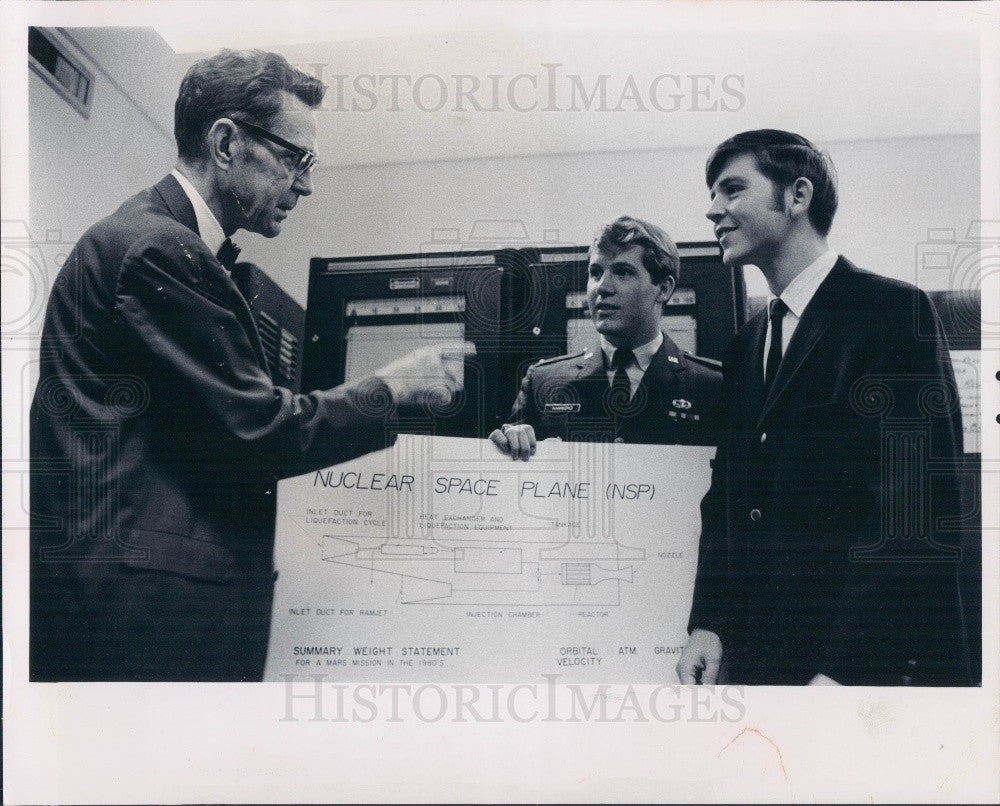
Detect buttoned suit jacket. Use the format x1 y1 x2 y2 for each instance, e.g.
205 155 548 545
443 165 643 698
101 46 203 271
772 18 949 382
30 174 395 681
510 333 723 446
688 257 969 685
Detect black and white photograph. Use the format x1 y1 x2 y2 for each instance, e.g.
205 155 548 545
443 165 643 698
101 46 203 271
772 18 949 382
2 1 998 803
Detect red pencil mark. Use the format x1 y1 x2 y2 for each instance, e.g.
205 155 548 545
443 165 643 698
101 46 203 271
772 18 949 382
717 726 789 781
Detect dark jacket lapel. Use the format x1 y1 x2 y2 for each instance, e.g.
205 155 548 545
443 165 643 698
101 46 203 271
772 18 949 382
638 333 683 404
574 344 605 379
572 345 608 414
152 174 199 234
756 256 852 428
739 311 768 413
151 174 269 369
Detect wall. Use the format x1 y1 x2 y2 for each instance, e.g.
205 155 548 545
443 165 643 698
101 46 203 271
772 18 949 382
26 28 979 307
28 29 177 260
243 133 980 306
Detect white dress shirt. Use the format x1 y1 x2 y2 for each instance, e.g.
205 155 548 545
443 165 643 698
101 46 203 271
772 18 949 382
600 331 663 397
762 250 838 375
170 168 226 258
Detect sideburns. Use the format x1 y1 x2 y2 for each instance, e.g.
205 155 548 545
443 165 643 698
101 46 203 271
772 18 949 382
770 182 788 213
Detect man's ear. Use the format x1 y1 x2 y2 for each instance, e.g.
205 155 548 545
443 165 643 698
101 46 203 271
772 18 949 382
788 177 814 220
207 118 238 171
656 275 676 304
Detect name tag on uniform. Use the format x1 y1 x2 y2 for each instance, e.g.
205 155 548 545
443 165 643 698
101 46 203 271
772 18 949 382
544 403 581 414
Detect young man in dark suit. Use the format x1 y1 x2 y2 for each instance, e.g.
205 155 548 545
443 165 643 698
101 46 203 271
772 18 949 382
678 130 969 686
30 49 471 681
489 216 723 460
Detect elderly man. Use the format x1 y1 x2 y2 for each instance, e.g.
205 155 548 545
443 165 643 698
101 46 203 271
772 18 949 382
30 49 470 681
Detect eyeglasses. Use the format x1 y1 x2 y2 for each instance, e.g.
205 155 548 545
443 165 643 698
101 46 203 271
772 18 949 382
232 119 318 178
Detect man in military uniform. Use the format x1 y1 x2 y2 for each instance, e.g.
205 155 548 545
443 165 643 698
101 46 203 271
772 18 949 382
489 216 723 460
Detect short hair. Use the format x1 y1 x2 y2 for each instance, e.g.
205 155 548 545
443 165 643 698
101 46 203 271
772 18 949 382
174 49 326 162
591 216 680 286
705 129 839 236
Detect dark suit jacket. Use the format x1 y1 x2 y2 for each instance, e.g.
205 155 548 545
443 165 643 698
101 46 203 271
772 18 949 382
30 175 395 681
688 257 969 685
510 334 723 445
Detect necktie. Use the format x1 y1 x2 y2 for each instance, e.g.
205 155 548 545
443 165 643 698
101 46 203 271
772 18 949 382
764 297 788 392
610 348 634 401
216 238 241 272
